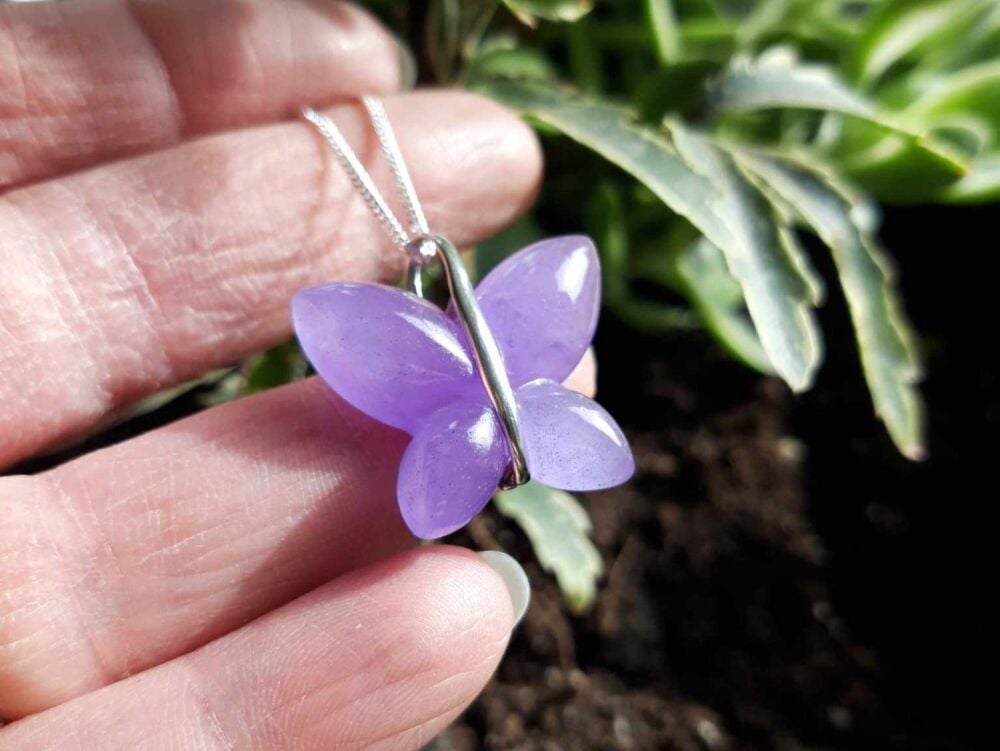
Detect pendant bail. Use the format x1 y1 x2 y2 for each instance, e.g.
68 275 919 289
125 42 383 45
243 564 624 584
406 234 530 488
403 237 438 299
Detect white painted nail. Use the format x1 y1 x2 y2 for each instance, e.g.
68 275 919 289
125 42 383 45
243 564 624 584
478 551 530 626
391 33 417 91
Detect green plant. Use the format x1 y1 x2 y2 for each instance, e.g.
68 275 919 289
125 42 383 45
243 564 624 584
364 0 1000 611
145 1 1000 612
495 482 603 614
372 0 997 464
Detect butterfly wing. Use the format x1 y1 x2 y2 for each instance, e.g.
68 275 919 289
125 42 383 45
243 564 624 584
396 397 510 539
474 235 601 387
516 379 634 491
292 282 477 433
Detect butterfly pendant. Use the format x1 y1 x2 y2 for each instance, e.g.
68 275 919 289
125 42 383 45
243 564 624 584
291 235 635 539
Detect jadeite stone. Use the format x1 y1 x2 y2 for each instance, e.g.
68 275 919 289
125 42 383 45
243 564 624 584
292 235 635 539
516 378 633 491
471 235 603 386
292 282 477 433
396 399 510 540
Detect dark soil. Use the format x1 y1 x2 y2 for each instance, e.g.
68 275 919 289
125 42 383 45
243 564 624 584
437 330 886 751
432 203 992 751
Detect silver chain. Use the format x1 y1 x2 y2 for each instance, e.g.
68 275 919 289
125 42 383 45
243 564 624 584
362 98 430 239
300 98 428 252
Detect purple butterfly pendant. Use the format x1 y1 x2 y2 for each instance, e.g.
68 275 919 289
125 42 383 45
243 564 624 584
291 235 635 539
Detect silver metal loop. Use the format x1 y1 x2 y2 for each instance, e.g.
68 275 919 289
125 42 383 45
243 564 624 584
404 237 438 299
409 234 529 488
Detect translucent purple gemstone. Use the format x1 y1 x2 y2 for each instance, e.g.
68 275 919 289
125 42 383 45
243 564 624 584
516 379 634 490
472 235 601 386
396 399 509 539
292 282 476 433
292 235 634 539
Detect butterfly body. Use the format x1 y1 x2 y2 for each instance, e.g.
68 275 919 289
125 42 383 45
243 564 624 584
292 235 634 539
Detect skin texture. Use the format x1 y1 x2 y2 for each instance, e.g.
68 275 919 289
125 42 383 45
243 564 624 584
0 1 598 747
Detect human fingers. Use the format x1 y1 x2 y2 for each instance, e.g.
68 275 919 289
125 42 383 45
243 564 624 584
0 344 588 719
0 547 523 751
0 0 401 189
0 90 542 467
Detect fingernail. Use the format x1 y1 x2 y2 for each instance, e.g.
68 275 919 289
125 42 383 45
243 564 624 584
391 33 417 91
478 551 530 626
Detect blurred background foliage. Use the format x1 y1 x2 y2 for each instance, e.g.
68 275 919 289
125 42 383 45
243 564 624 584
117 0 999 610
364 0 999 466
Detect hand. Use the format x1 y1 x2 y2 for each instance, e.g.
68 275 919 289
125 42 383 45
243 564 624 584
0 1 571 747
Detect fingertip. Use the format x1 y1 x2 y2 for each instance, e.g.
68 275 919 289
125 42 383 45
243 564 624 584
455 91 544 227
402 546 520 637
478 550 531 625
386 90 543 246
131 0 403 133
310 546 517 745
336 546 518 654
312 0 404 94
564 348 598 397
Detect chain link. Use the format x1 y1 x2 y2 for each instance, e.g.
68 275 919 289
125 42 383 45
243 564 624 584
301 98 428 253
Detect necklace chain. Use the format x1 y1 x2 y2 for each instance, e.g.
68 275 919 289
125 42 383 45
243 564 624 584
362 98 430 240
301 98 428 252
